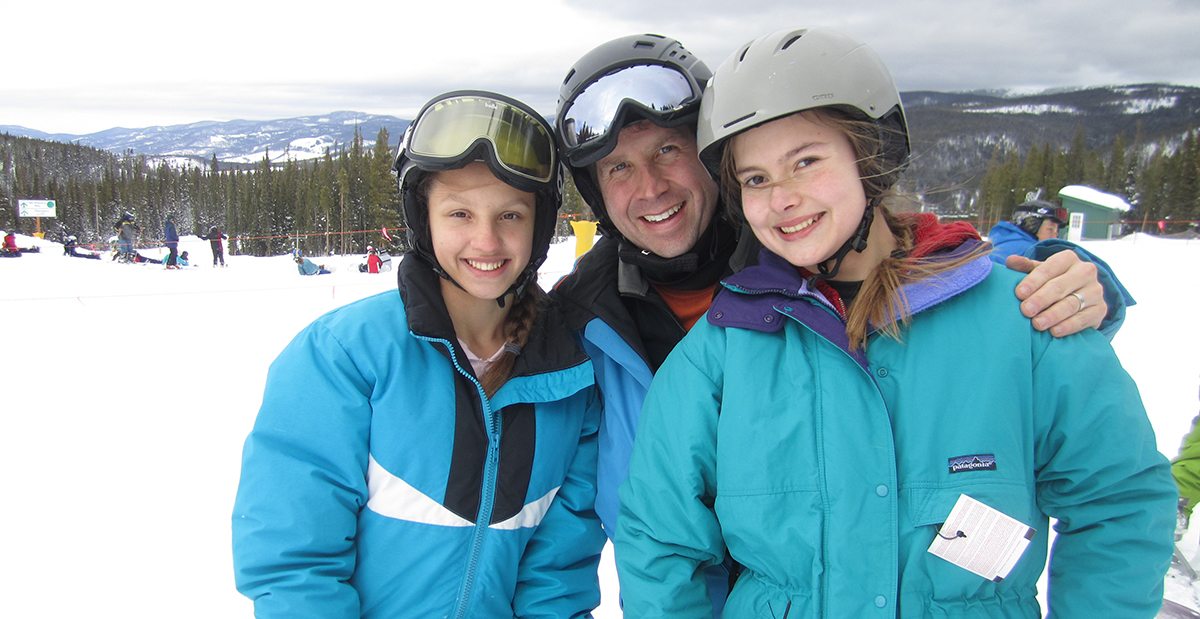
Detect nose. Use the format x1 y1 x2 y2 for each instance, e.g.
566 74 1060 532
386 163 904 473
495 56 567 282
769 178 801 213
471 218 503 252
633 163 670 201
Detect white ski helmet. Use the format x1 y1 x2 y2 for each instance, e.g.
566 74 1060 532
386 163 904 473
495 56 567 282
697 27 910 281
697 27 909 185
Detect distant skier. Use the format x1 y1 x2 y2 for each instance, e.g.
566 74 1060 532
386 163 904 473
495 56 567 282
358 246 384 273
63 234 101 260
1 230 20 257
295 254 330 276
164 215 180 269
199 225 227 267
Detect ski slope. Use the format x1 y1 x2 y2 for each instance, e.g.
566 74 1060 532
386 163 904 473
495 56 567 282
1 231 1197 618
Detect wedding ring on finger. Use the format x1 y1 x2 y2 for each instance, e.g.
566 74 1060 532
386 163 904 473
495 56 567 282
1071 292 1086 312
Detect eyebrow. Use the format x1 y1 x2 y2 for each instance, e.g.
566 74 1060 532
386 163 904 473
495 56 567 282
736 141 826 176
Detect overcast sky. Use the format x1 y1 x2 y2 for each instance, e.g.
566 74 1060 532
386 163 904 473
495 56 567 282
6 0 1200 135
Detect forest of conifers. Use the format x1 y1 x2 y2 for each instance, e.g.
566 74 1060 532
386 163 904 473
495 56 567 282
2 122 1197 258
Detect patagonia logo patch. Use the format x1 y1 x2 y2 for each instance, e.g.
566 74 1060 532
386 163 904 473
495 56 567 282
948 454 997 474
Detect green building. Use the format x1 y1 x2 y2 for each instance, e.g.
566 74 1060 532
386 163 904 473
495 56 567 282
1057 185 1131 240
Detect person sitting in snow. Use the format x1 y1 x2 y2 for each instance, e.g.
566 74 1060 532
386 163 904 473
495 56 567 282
2 230 21 257
294 254 329 275
63 234 101 260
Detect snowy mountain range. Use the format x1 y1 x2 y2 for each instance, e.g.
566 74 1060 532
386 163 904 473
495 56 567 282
0 111 411 167
2 84 1197 195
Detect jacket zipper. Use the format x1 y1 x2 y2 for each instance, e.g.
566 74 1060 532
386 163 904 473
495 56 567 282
414 334 500 619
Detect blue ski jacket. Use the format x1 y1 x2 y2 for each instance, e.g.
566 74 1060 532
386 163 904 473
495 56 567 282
616 243 1175 619
987 221 1135 339
552 230 745 616
233 255 606 619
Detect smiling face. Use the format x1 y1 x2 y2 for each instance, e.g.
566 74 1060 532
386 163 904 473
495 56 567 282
594 121 718 258
427 162 535 306
731 111 886 280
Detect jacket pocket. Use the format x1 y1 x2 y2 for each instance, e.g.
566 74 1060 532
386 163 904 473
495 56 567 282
901 481 1043 604
722 572 813 619
907 480 1035 530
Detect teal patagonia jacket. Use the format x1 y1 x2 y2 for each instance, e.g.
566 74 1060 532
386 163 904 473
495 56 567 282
234 258 605 619
616 246 1175 619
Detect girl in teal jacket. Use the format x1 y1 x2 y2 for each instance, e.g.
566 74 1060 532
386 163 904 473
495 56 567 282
233 91 605 619
615 28 1175 619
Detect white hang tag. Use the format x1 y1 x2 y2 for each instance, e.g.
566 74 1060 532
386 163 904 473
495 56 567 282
926 493 1036 582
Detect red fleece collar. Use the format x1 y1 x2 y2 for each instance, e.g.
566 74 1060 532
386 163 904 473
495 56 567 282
903 213 981 260
799 213 982 318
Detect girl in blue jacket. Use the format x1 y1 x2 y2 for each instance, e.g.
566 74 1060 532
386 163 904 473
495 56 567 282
233 91 605 619
615 28 1176 619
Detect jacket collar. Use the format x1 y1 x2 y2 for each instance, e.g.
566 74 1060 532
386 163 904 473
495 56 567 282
710 239 993 335
398 252 591 379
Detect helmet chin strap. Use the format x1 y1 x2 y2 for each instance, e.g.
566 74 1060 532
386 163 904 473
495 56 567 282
806 198 879 288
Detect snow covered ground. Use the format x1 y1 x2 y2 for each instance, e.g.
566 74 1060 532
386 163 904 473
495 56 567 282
1 231 1197 618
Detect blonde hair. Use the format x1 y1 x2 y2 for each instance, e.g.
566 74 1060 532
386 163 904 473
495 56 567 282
720 108 989 350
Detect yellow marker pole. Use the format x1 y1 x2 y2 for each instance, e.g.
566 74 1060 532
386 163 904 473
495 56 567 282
570 220 597 258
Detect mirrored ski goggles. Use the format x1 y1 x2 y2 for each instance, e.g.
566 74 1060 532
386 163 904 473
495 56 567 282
1030 205 1069 224
558 64 703 154
403 93 555 186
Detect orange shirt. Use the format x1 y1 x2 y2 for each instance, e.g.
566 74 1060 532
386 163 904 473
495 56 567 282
652 284 718 332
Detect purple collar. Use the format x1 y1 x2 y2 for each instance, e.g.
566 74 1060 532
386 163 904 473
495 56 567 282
708 243 993 362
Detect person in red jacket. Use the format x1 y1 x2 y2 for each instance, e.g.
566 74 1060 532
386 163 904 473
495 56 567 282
366 246 383 273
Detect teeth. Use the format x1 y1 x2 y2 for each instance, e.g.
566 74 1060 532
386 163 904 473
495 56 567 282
781 214 821 234
643 203 682 223
467 259 504 271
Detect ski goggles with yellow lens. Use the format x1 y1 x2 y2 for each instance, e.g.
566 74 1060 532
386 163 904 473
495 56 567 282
396 91 555 193
557 64 704 167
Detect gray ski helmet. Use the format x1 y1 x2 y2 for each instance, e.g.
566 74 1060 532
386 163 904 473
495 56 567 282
1013 199 1067 238
697 27 909 186
555 33 711 236
395 90 562 304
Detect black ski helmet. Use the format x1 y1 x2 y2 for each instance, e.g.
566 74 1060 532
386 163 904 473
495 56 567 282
1013 199 1067 238
555 33 711 239
698 27 910 282
395 90 561 305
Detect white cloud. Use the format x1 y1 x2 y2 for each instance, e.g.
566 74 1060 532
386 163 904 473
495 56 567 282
5 0 1200 134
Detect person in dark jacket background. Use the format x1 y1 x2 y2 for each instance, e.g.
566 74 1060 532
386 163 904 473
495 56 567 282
199 226 227 267
113 212 141 262
164 215 180 269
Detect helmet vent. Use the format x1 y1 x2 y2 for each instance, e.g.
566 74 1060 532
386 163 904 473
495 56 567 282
781 34 804 50
563 69 575 85
633 40 656 49
724 111 757 129
738 45 751 62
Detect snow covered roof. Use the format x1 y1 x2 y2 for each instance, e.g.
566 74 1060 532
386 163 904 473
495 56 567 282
1058 185 1132 212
